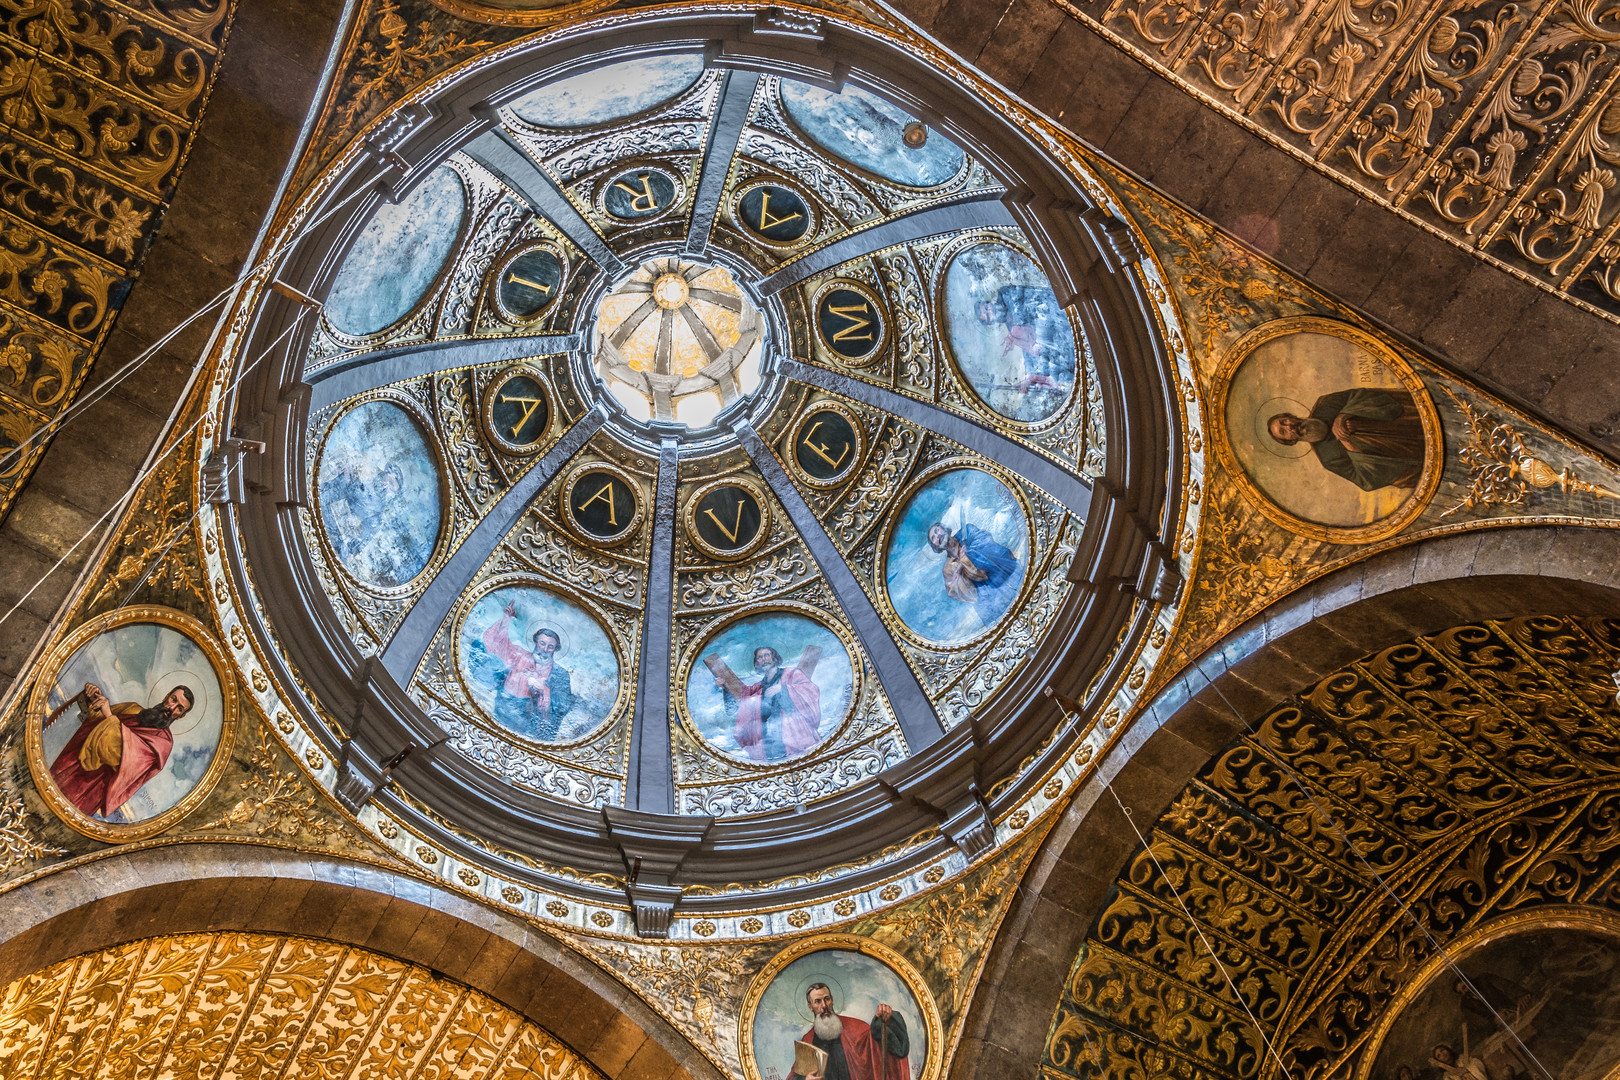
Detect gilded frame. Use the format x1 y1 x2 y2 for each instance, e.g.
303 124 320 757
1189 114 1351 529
673 599 865 768
1353 905 1620 1080
596 161 687 226
480 363 561 456
810 278 889 369
729 177 820 253
448 571 634 752
683 475 774 562
25 605 241 843
1208 316 1443 545
489 242 571 327
785 399 868 489
738 934 945 1080
559 458 646 547
309 387 454 598
874 456 1038 653
429 0 620 28
930 230 1083 435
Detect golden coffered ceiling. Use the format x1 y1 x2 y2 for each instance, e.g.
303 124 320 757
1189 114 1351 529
0 931 605 1080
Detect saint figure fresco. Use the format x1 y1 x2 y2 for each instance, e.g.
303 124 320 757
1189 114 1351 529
885 469 1029 644
316 400 444 588
459 586 621 743
686 612 853 762
942 243 1078 423
36 621 227 827
1369 926 1620 1080
1220 323 1435 534
510 55 706 128
751 948 928 1080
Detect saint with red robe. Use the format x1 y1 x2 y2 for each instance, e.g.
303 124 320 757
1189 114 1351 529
47 681 193 820
704 646 823 762
787 984 911 1080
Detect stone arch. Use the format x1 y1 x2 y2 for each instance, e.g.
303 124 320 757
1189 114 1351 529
951 523 1620 1080
0 844 720 1080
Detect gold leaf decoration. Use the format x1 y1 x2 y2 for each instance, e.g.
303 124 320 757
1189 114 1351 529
0 737 66 873
195 728 346 842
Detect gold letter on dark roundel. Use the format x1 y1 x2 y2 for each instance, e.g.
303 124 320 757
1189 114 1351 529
737 185 810 245
498 249 563 320
794 410 859 484
691 484 764 555
816 286 882 361
605 169 678 221
568 470 639 542
488 372 550 450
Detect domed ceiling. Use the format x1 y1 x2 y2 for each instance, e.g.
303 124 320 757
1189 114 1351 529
209 18 1192 936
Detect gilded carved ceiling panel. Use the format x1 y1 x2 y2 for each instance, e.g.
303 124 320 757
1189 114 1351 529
1044 615 1620 1080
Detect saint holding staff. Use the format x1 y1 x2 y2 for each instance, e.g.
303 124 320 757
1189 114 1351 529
704 645 824 762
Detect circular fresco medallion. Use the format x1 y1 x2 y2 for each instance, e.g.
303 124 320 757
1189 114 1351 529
779 79 966 188
316 399 445 590
324 166 466 338
941 241 1078 425
506 54 706 123
883 466 1030 646
25 606 238 842
562 461 643 545
815 282 886 364
458 583 623 744
684 609 855 763
494 246 565 322
685 477 770 560
788 403 865 487
602 167 682 222
1211 317 1441 544
741 936 941 1080
736 182 813 246
482 367 553 453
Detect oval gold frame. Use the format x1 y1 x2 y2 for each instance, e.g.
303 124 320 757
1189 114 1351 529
875 457 1038 653
932 231 1082 435
738 934 945 1080
429 0 619 28
785 400 868 489
25 605 241 843
559 459 646 547
311 389 454 598
729 177 819 252
596 162 686 226
448 572 634 752
480 363 560 456
1208 316 1442 545
683 475 773 562
673 600 864 769
490 242 571 327
811 279 889 370
1353 905 1620 1080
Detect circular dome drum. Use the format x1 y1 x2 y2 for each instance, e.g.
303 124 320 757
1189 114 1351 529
214 8 1187 933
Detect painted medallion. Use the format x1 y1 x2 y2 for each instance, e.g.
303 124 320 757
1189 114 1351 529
510 55 706 127
324 166 465 337
780 80 964 187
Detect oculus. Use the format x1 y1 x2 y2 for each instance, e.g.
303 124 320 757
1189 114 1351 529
316 399 445 590
1211 317 1440 544
789 404 864 487
458 584 623 744
815 282 886 363
324 166 465 337
494 246 565 322
482 368 552 452
685 609 855 763
26 607 237 842
779 80 965 188
562 462 642 545
942 241 1078 424
742 937 941 1080
685 477 770 560
602 167 682 222
883 467 1029 646
736 182 812 245
508 54 706 128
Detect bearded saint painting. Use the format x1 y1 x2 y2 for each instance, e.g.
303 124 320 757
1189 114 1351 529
750 947 931 1080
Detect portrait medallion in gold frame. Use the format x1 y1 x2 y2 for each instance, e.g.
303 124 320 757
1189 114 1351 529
786 401 867 489
739 934 944 1080
25 605 240 843
481 364 557 456
683 476 772 561
429 0 618 28
560 459 645 547
1209 316 1442 545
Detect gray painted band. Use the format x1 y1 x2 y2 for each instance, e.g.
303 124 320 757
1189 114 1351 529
463 130 625 276
308 334 579 411
629 438 680 813
782 359 1094 517
757 196 1016 294
685 71 760 257
734 420 943 752
381 406 609 683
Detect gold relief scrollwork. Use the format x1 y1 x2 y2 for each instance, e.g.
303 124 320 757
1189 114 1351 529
196 726 349 843
822 417 922 552
0 735 67 873
677 539 814 612
509 510 646 609
1439 383 1620 516
0 143 154 266
587 942 760 1059
0 221 120 338
437 368 507 508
